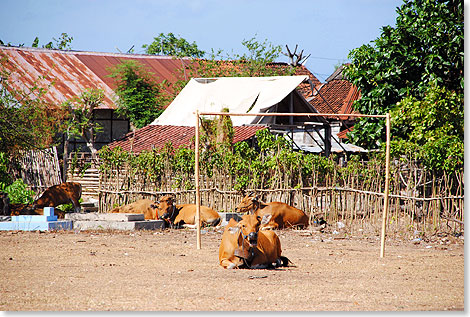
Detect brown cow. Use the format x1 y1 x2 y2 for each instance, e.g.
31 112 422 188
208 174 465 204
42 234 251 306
109 199 158 220
219 214 290 269
235 193 309 230
151 195 221 228
33 182 82 214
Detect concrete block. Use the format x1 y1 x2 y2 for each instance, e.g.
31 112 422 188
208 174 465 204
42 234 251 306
12 215 58 222
220 212 242 222
72 219 165 231
65 212 145 222
0 220 73 231
43 207 55 217
218 212 242 227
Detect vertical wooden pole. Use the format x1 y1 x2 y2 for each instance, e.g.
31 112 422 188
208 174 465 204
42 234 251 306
380 113 391 258
195 110 201 249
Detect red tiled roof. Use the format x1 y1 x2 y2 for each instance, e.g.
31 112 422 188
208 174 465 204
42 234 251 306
108 125 267 153
308 79 360 118
337 126 354 139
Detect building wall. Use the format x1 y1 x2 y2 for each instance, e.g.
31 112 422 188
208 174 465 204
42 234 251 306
62 109 130 154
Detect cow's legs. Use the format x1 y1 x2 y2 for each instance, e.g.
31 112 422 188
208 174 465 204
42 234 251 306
70 198 81 213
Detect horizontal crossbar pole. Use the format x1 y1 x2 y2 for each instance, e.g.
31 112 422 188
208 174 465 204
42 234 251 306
196 112 387 119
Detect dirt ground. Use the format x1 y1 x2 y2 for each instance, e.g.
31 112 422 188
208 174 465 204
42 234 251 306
0 224 464 311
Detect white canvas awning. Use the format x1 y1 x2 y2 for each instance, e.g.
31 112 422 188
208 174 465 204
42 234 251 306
151 75 310 126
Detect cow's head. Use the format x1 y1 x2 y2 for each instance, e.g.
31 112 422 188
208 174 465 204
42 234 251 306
228 213 272 260
150 195 177 224
235 193 261 214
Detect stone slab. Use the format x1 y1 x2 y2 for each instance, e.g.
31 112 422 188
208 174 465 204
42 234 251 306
219 212 242 226
72 220 165 231
43 207 55 217
65 212 145 222
220 212 242 222
0 220 73 231
12 215 58 222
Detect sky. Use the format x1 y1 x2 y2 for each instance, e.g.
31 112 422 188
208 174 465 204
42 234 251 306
0 0 403 82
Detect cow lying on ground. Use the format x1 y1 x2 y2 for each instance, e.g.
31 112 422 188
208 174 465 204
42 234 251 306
33 182 82 213
7 203 69 218
109 199 158 220
151 195 221 228
0 183 81 219
235 193 309 229
219 213 290 269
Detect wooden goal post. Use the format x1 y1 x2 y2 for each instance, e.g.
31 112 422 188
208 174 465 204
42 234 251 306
194 111 391 258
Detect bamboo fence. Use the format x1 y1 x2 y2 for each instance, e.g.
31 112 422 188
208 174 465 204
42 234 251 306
16 147 62 197
98 158 464 237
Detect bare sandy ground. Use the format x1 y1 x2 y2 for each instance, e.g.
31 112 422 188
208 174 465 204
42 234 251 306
0 227 464 311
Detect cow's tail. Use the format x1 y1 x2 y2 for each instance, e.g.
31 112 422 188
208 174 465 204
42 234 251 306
278 256 295 268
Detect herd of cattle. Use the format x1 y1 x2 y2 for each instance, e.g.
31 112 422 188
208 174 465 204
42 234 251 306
0 182 324 269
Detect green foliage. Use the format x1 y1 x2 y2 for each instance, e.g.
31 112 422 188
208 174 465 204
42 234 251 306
107 60 170 129
231 36 284 77
63 88 104 138
390 82 463 173
98 128 386 192
169 35 294 100
0 152 11 185
37 33 74 50
69 150 92 177
57 198 83 213
0 179 35 204
62 88 105 159
142 32 205 58
344 0 463 148
2 33 73 50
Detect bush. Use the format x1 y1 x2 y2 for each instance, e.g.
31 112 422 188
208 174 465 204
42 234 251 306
0 179 35 204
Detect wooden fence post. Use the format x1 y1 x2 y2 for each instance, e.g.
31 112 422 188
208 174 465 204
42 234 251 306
380 113 391 258
195 110 201 249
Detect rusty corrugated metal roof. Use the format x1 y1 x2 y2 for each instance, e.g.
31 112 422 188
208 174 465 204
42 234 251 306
1 46 189 109
2 45 358 117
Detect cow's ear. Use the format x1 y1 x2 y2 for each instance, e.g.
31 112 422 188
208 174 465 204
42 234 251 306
228 227 239 234
261 214 272 225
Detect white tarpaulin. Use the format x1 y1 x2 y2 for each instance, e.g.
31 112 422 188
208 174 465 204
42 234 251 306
151 75 309 126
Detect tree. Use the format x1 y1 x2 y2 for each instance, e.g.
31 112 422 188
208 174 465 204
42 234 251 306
343 0 463 149
231 36 284 76
142 32 205 58
62 88 105 162
0 54 67 185
33 33 74 50
390 81 463 173
0 55 67 157
1 33 74 50
177 36 291 82
107 60 171 129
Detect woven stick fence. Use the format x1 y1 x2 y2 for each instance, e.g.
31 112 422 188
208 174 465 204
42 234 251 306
98 170 464 235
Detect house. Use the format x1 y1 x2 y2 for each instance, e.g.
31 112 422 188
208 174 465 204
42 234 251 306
2 46 363 157
0 45 189 154
109 75 328 154
151 75 321 126
108 68 365 156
